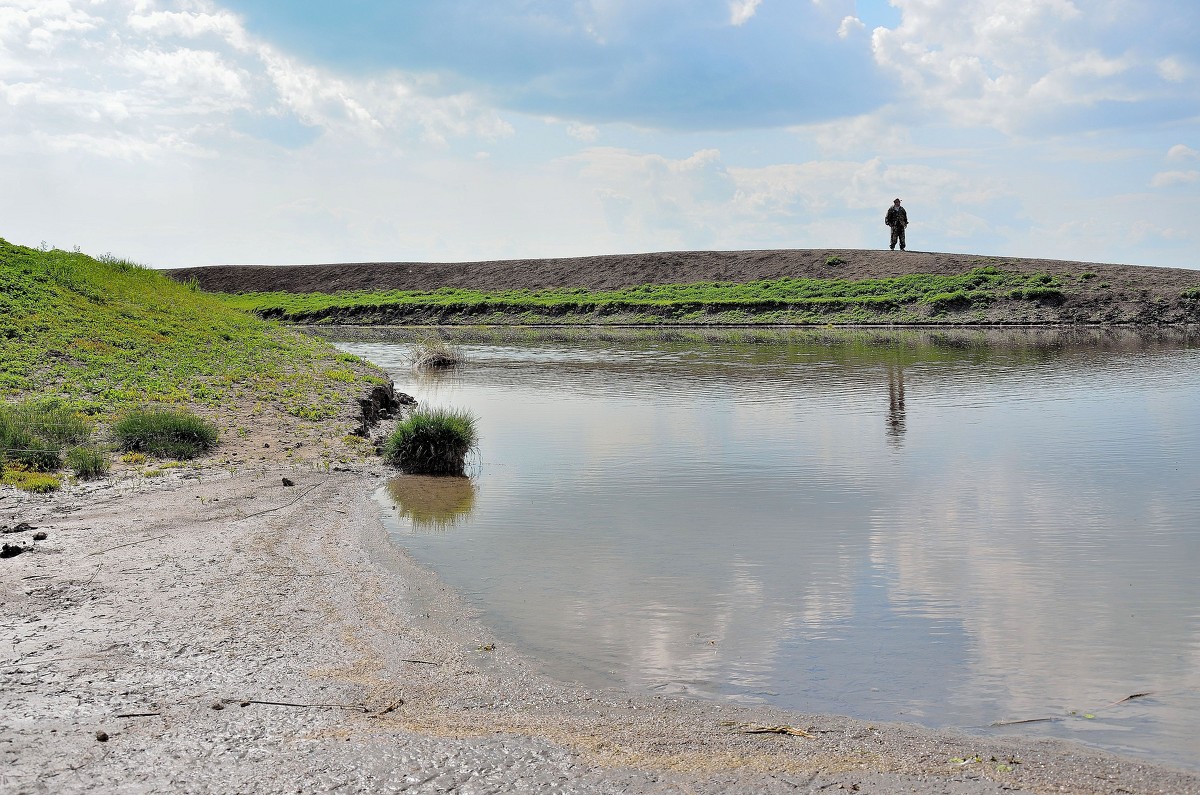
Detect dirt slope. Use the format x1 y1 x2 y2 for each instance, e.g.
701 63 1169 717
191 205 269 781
168 249 1200 326
168 249 1200 295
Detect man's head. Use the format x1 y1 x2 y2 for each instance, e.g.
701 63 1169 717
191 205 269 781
893 198 902 205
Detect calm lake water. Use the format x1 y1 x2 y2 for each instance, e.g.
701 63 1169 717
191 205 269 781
339 329 1200 769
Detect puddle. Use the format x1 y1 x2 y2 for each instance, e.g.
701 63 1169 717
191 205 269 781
353 330 1200 770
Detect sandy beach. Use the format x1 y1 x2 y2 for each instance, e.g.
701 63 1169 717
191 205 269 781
4 428 1199 794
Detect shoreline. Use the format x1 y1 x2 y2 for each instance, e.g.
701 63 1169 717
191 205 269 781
4 463 1198 794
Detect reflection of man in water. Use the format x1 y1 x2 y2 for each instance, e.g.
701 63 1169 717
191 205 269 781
887 365 906 444
886 198 908 251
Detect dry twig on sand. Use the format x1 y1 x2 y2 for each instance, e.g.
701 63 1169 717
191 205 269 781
721 721 816 739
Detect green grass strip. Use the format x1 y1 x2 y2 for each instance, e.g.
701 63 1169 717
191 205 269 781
217 267 1064 321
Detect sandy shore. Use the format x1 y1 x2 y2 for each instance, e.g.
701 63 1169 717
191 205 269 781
3 456 1198 794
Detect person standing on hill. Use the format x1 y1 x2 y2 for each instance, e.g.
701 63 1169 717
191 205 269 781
885 198 908 251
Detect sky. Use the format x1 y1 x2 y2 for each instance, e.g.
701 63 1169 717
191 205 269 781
1 0 1198 270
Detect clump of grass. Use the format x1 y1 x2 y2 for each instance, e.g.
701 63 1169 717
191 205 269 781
67 446 110 479
113 409 219 459
824 256 845 267
1019 286 1066 303
0 400 92 471
1079 272 1098 281
923 290 977 313
383 407 477 476
409 334 461 370
323 367 356 382
1 467 61 493
1182 287 1200 300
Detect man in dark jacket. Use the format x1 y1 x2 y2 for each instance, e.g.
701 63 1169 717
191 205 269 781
885 198 908 250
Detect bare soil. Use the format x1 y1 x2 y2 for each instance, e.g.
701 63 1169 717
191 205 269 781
169 249 1200 327
3 401 1199 793
168 249 1198 295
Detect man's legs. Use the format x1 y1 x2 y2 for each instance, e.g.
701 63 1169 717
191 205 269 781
889 226 899 250
898 226 906 250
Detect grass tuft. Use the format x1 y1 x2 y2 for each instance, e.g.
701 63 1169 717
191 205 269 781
383 407 477 476
1 467 61 493
408 334 461 370
67 446 110 479
1018 286 1066 303
113 409 219 460
0 400 92 471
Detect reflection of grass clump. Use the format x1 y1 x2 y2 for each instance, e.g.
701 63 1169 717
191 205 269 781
385 475 477 529
383 407 477 476
113 409 219 459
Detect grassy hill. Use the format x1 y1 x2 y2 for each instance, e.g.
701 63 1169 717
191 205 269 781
172 250 1200 326
0 238 387 489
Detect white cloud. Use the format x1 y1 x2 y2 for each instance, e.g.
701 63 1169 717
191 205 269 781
0 0 510 158
2 0 1198 271
564 147 735 244
729 0 763 26
566 122 599 142
1151 170 1200 188
553 145 1016 255
1167 144 1198 161
866 0 1183 133
1157 56 1190 83
122 47 250 110
126 8 251 48
799 114 911 155
837 15 865 39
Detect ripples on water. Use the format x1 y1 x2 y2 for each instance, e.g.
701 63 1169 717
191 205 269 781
343 329 1200 769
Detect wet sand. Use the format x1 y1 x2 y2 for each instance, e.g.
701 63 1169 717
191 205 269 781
3 460 1197 794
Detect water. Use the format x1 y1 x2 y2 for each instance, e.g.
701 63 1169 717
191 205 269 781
341 330 1200 769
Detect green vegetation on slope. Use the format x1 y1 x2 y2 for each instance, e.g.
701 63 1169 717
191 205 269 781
0 238 382 418
0 238 387 489
216 267 1069 324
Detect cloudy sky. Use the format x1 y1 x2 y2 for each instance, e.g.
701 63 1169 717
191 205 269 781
1 0 1198 269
